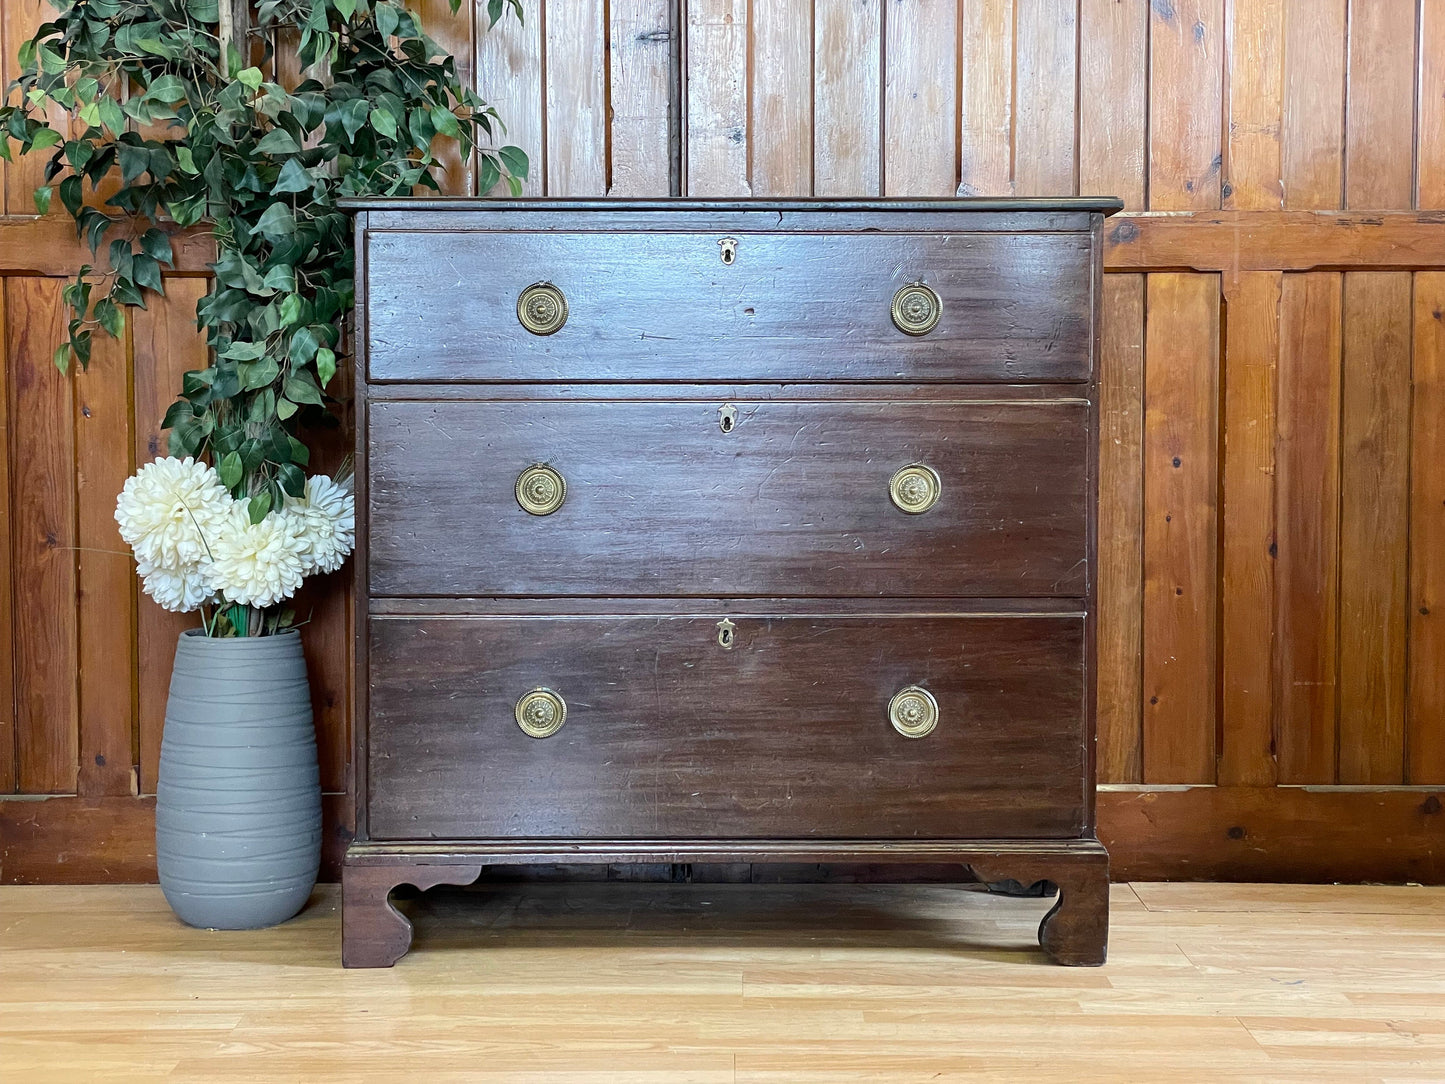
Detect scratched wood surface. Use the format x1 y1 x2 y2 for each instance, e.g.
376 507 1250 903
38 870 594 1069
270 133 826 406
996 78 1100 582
2 1 1445 884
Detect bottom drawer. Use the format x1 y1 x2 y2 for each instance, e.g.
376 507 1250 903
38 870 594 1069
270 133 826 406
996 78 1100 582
365 612 1087 841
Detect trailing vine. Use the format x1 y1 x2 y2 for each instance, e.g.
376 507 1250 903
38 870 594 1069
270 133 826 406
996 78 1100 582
1 0 525 529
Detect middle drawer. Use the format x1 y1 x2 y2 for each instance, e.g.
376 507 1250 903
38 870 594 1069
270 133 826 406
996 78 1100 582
368 398 1089 598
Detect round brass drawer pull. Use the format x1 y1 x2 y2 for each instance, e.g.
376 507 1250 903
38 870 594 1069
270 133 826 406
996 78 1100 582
889 463 942 514
516 464 566 516
515 688 567 738
889 686 939 739
891 281 942 336
517 282 568 335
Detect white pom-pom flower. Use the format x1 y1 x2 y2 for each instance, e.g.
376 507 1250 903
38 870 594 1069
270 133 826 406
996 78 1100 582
284 474 356 575
206 501 309 609
137 559 217 613
114 456 232 570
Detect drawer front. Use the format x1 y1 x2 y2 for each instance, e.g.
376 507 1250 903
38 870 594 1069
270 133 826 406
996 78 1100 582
363 231 1093 383
367 399 1089 598
366 614 1087 840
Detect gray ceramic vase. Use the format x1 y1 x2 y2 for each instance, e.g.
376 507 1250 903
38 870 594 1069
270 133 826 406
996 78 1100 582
156 628 321 929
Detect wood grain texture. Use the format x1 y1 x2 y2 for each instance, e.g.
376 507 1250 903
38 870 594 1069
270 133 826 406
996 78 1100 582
74 314 135 798
607 0 673 197
1338 273 1412 784
130 279 208 795
1 0 67 215
1410 273 1445 784
1223 0 1284 210
1078 0 1148 209
473 0 543 195
1142 273 1219 784
813 0 880 197
367 399 1090 598
1344 0 1417 210
7 279 78 795
685 0 750 196
1421 0 1445 208
1013 0 1077 196
0 287 10 792
1273 272 1341 784
1148 0 1225 210
412 0 475 195
956 0 1013 198
545 0 607 197
1096 274 1145 784
364 228 1095 383
1281 0 1346 208
1218 272 1279 786
367 614 1087 841
751 0 812 196
882 0 956 196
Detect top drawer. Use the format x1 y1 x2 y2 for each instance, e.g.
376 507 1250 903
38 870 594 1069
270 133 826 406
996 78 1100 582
363 231 1094 383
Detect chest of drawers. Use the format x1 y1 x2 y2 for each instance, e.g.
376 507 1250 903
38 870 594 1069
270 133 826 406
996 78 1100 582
340 198 1120 968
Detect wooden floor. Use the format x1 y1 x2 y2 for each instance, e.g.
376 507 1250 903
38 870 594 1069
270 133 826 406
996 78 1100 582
2 882 1443 1081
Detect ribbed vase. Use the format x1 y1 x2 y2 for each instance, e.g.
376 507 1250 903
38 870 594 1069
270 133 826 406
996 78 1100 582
156 628 321 930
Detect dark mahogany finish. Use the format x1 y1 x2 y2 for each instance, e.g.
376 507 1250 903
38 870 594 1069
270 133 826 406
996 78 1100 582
342 198 1118 969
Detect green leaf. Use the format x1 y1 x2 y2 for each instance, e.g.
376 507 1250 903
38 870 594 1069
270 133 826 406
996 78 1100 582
289 326 322 367
316 347 337 388
272 157 313 194
278 292 303 325
335 0 358 17
186 0 220 19
376 2 400 38
430 105 461 139
218 451 243 490
98 97 126 136
37 44 66 76
256 128 302 155
247 491 272 524
369 106 398 140
276 396 299 420
30 127 62 152
241 355 280 389
146 75 188 103
277 462 306 499
52 343 71 374
175 146 199 174
499 144 529 179
94 298 124 338
132 253 164 294
284 370 324 405
32 186 52 215
141 229 175 267
254 202 297 238
237 66 264 91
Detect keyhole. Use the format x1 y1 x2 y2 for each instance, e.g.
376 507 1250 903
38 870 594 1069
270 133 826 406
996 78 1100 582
718 404 738 433
718 237 738 265
716 618 736 649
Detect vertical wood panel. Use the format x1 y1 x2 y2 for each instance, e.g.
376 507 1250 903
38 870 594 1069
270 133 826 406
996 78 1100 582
1223 0 1284 209
1097 273 1145 784
956 0 1013 197
1218 271 1279 786
131 279 208 795
1281 0 1345 208
1142 273 1220 784
413 0 476 195
475 1 544 195
814 0 881 197
882 0 956 196
686 0 751 195
1148 0 1225 210
1338 272 1411 784
1344 0 1417 210
1274 272 1341 784
1013 0 1077 196
545 0 608 196
752 0 812 195
2 0 67 215
0 286 12 792
1410 273 1445 783
74 318 135 798
7 278 78 794
608 0 674 196
1078 0 1148 209
1421 0 1445 208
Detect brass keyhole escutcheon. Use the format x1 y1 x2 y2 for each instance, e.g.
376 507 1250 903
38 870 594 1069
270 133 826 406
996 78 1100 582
889 686 939 739
889 463 942 515
718 404 738 433
516 464 566 516
716 618 737 649
718 237 738 265
891 282 942 336
516 687 567 738
517 282 568 335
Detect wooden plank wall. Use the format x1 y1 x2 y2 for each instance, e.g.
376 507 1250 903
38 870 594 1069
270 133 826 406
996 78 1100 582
2 0 1443 883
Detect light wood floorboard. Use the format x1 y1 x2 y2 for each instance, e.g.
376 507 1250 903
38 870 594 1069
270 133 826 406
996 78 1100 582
2 882 1443 1081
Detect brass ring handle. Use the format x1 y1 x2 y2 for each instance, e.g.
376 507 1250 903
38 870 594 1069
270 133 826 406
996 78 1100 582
517 282 568 335
515 688 567 738
891 282 942 336
889 686 939 739
889 464 941 514
516 464 566 516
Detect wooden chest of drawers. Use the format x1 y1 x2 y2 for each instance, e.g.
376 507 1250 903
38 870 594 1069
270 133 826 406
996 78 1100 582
341 198 1120 968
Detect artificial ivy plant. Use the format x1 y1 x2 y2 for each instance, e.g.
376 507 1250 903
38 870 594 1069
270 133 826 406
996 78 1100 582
0 0 524 534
